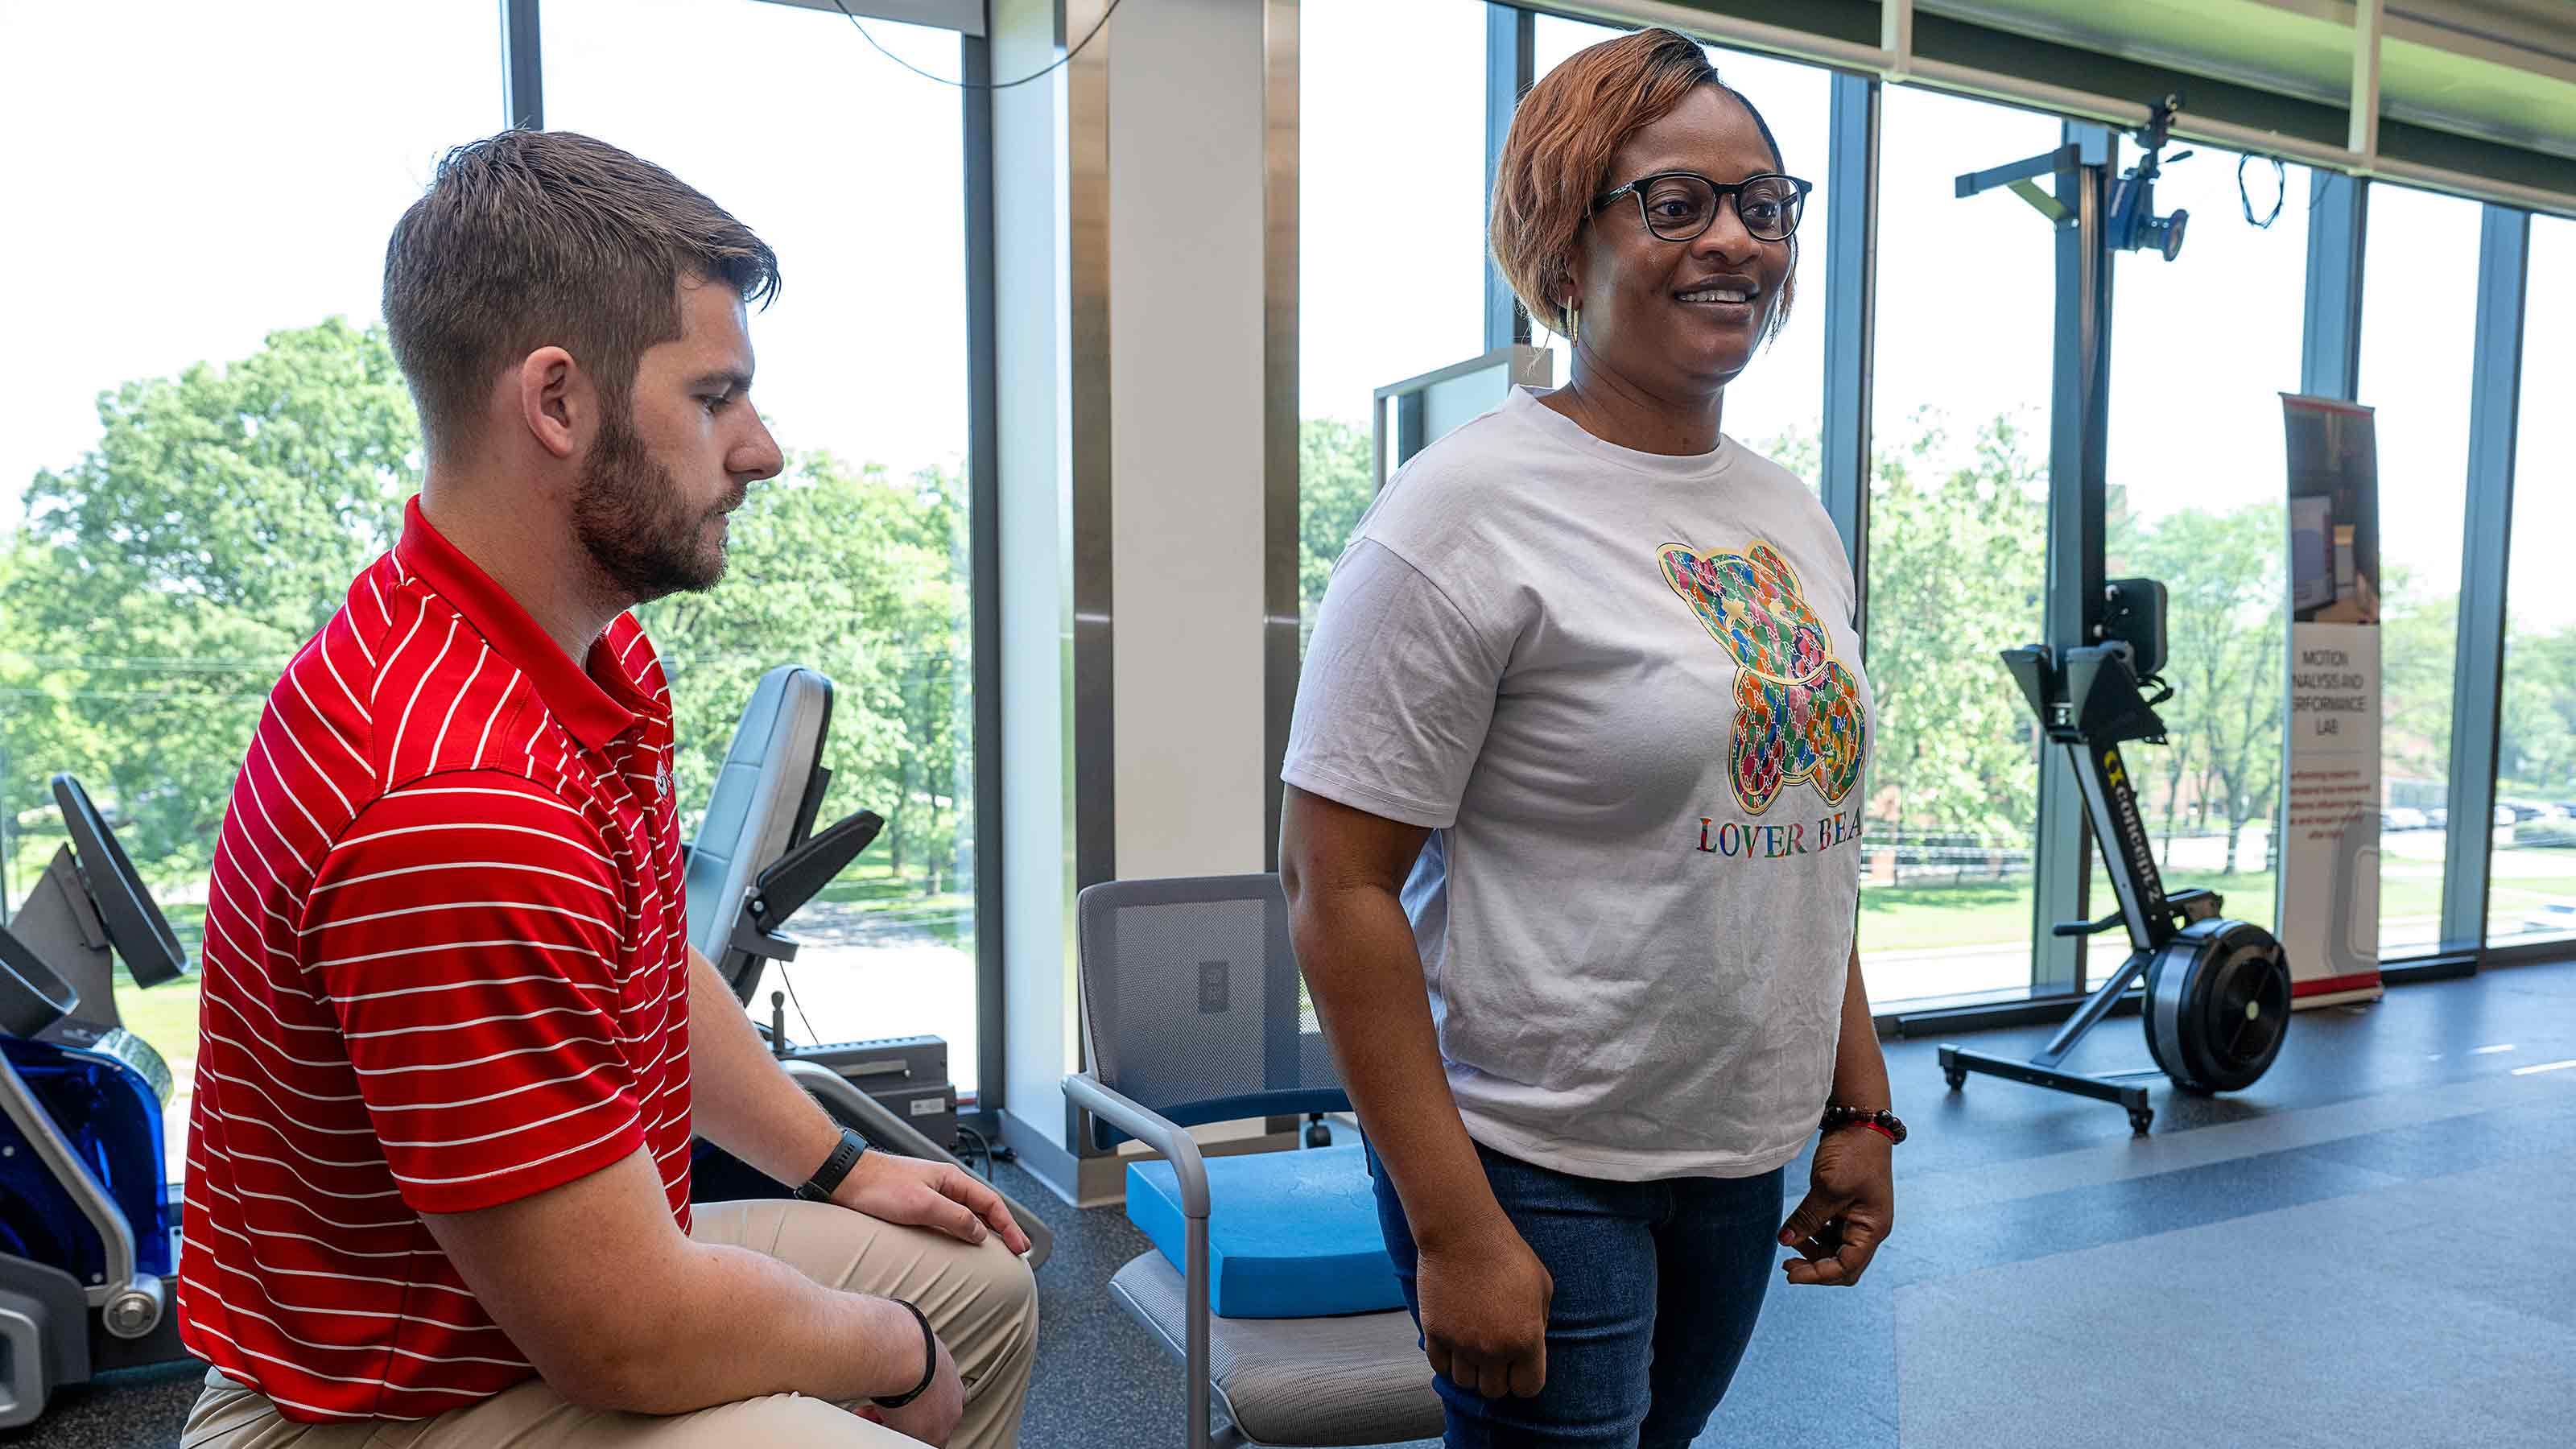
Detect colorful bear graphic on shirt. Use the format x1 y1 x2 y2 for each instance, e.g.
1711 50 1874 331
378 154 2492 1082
1657 540 1867 815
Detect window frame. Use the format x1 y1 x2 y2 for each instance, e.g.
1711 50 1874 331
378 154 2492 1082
502 0 1007 1110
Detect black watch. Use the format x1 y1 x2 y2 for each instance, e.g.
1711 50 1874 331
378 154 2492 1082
1819 1104 1907 1144
795 1126 869 1203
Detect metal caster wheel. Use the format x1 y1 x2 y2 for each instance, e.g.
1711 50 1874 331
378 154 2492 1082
2128 1108 2153 1135
1945 1067 1967 1090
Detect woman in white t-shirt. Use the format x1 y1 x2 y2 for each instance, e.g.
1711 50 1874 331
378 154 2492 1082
1280 27 1899 1447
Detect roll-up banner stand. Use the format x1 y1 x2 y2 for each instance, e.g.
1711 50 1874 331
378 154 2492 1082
2279 394 2387 1007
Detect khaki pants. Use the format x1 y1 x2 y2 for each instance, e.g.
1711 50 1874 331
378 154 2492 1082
180 1199 1038 1449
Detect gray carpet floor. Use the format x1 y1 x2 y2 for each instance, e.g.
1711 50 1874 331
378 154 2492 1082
13 956 2575 1447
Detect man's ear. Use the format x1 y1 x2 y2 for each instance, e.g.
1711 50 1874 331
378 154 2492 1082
515 346 584 462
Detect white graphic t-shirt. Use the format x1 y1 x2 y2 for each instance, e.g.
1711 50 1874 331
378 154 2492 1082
1283 386 1872 1181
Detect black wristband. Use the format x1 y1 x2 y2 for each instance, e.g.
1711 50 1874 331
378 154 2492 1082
795 1126 868 1203
871 1298 939 1410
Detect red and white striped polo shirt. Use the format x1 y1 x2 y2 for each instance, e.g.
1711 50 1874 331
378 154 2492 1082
177 497 696 1422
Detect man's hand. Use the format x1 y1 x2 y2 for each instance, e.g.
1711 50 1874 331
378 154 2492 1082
1417 1220 1554 1397
852 1326 964 1446
832 1151 1032 1256
1777 1126 1895 1286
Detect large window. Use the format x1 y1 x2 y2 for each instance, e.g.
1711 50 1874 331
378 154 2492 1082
1531 17 1835 483
2094 150 2314 935
2357 184 2483 960
1298 0 1488 641
0 2 989 1162
2491 213 2576 947
545 0 984 1088
1860 89 2059 1005
0 2 503 1179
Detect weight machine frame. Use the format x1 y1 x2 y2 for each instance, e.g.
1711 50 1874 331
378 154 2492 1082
1933 100 2268 1133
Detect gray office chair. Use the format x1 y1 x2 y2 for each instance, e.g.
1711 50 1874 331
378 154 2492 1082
1063 874 1440 1449
688 665 1051 1269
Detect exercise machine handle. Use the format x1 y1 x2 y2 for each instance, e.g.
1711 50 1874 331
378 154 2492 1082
748 809 885 935
0 927 77 1038
2051 910 2128 939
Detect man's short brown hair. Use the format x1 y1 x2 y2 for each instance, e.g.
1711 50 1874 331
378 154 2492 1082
383 130 781 460
1490 27 1794 343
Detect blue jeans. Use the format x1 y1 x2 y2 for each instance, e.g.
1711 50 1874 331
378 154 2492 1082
1366 1137 1784 1449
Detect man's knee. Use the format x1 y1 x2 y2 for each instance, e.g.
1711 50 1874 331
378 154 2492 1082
972 1237 1039 1348
940 1236 1038 1400
993 1241 1037 1321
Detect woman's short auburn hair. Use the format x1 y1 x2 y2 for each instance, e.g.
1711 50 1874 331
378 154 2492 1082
1491 27 1794 344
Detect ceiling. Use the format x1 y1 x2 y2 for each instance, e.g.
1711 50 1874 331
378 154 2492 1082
1922 0 2576 160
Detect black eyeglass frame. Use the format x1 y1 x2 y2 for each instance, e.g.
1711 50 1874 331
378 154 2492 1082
1588 170 1814 244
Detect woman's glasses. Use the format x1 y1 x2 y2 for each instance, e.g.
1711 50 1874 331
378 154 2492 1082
1590 171 1812 244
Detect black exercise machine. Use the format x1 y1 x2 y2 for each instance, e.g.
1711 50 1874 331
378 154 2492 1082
1939 97 2291 1133
1939 588 2292 1133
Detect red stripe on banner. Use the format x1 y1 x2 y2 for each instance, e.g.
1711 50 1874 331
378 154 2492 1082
2294 971 2384 997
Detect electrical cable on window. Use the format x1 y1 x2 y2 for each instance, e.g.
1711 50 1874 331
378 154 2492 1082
777 962 822 1045
2240 153 2285 229
831 0 1128 89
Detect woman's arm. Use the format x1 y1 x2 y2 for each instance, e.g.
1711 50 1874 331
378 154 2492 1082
1279 785 1554 1398
1778 943 1897 1286
1828 943 1891 1113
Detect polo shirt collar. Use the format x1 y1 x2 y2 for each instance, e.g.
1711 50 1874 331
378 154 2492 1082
394 497 652 752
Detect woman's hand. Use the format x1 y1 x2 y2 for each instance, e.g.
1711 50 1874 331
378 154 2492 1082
1777 1126 1894 1286
1417 1219 1555 1397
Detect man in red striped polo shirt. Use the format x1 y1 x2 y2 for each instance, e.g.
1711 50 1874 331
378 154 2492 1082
178 130 1036 1448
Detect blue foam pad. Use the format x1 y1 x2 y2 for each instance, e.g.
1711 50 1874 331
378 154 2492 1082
1125 1141 1404 1319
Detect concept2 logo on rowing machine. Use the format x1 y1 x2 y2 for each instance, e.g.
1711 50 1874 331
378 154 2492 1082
1659 539 1867 815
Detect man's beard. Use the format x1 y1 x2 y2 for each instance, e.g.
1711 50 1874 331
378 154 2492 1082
572 407 732 605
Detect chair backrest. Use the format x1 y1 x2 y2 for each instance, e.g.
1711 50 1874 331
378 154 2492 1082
685 665 835 997
1074 873 1348 1146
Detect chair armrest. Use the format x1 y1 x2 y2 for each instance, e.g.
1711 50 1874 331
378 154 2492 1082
1063 1072 1208 1220
1066 1071 1220 1449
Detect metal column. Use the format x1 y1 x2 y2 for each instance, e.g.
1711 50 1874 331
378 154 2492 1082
1263 0 1301 869
961 32 1007 1117
1484 6 1536 351
1820 71 1877 630
2031 122 2116 995
2440 205 2530 953
2300 171 2368 400
500 0 542 130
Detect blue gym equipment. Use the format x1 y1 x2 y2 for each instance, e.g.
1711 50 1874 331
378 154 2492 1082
1 773 192 1430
